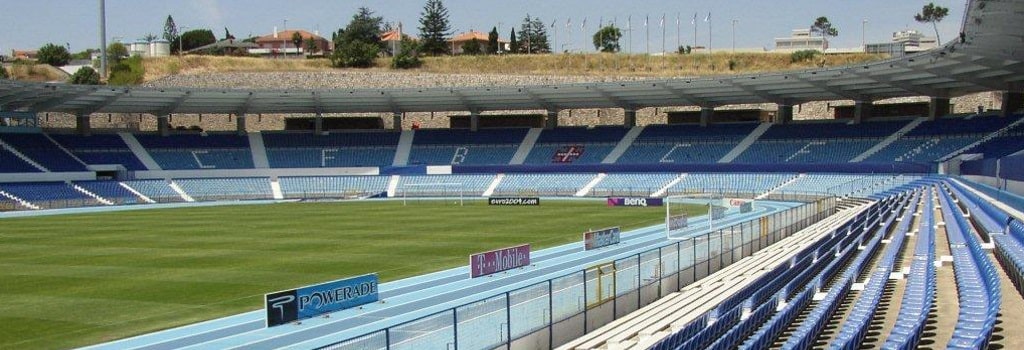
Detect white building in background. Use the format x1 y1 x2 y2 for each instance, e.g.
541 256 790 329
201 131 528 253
891 29 938 51
774 29 828 52
864 29 938 56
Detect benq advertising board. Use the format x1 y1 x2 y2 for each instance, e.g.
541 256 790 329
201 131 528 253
470 244 531 277
265 273 379 327
607 197 664 207
584 227 622 250
488 197 540 206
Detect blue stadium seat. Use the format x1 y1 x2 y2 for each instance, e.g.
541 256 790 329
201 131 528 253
0 133 87 171
135 133 254 170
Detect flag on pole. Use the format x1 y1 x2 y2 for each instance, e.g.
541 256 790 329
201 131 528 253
705 12 711 22
581 17 586 29
676 14 680 26
566 17 571 28
644 15 648 27
660 14 665 28
627 15 631 30
599 17 603 29
692 13 697 25
551 19 556 28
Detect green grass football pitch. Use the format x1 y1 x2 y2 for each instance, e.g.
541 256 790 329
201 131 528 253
0 199 705 349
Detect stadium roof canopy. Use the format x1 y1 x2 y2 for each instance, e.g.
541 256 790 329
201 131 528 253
1 0 1022 116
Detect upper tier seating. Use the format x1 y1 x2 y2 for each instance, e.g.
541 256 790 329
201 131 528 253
0 133 87 171
524 127 629 165
0 147 42 173
759 120 908 140
49 134 147 170
408 129 527 165
135 134 253 170
262 132 399 168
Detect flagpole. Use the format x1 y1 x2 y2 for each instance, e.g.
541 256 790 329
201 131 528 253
627 16 632 54
645 15 649 55
707 12 712 53
693 13 698 53
661 14 666 55
552 19 558 54
676 13 680 53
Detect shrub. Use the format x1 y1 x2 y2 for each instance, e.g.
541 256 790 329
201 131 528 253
37 43 72 66
69 66 101 85
790 49 819 63
108 56 145 85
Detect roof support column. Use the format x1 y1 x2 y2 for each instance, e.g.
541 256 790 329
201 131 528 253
623 108 637 128
392 112 403 131
545 110 559 130
314 112 323 134
76 113 91 136
470 111 480 132
157 115 170 137
235 114 247 135
929 97 951 120
700 107 714 127
853 100 873 124
776 104 794 125
1001 90 1023 118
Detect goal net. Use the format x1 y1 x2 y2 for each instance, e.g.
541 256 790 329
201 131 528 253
664 193 732 240
400 182 465 206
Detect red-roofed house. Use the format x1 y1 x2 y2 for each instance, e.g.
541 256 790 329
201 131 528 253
251 29 330 56
448 30 508 54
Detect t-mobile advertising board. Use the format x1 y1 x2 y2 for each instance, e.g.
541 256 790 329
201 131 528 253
470 244 531 278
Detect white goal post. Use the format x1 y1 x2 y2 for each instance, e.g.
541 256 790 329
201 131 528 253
665 193 747 240
400 182 465 206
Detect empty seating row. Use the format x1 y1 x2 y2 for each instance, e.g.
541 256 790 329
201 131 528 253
0 133 87 172
277 176 388 199
49 133 147 170
494 173 596 196
881 189 936 349
174 178 273 201
396 174 495 197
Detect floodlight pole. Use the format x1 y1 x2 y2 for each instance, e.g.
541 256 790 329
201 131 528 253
99 0 107 79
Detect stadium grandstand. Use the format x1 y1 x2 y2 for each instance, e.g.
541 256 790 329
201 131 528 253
1 0 1024 349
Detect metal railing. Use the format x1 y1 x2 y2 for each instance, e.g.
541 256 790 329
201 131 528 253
316 197 837 350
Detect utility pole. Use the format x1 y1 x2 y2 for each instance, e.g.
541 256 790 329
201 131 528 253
862 19 868 49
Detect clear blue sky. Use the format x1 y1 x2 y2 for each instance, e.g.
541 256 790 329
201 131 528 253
1 0 966 54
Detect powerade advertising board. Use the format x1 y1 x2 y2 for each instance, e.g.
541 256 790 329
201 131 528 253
265 273 379 327
607 197 664 207
470 244 531 277
584 227 622 250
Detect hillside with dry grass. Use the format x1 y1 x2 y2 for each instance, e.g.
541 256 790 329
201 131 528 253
143 52 887 82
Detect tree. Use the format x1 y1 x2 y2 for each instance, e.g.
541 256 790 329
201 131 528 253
487 27 499 54
331 7 384 67
143 33 159 42
305 38 318 54
518 14 534 53
178 29 216 52
529 17 551 53
0 64 8 79
392 37 422 69
37 43 72 66
224 27 235 40
108 56 145 85
593 26 622 53
915 3 950 44
291 32 303 53
462 38 482 55
419 0 452 56
810 17 838 38
107 42 129 63
69 66 101 85
509 28 519 53
163 15 178 42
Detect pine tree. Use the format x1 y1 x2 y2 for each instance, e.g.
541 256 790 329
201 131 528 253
163 15 178 42
418 0 452 56
530 17 551 53
509 28 519 53
487 27 499 54
519 14 534 54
